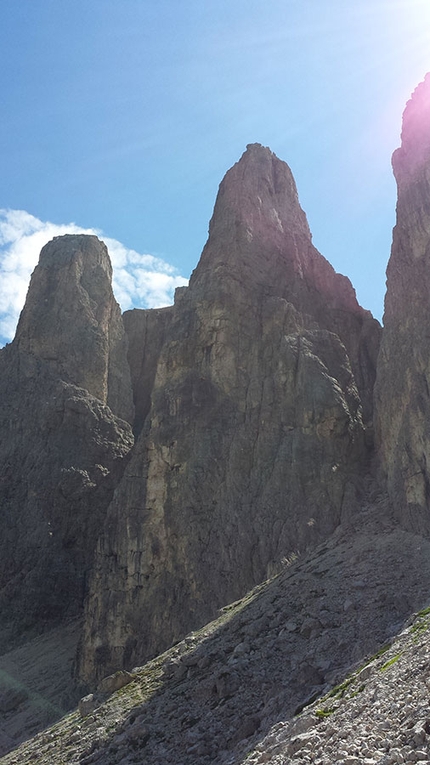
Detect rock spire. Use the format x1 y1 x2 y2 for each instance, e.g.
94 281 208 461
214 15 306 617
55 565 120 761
15 234 134 423
0 235 134 651
375 73 430 533
77 144 380 683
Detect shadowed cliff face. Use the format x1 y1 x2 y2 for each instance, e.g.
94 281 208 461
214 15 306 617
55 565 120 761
0 235 134 651
375 74 430 534
77 145 381 684
15 235 134 424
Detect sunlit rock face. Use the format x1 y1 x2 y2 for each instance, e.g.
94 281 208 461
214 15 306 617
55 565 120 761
0 235 134 651
375 74 430 534
77 145 381 684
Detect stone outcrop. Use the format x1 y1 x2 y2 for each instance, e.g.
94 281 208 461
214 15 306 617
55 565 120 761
375 73 430 534
14 235 134 423
0 235 134 651
77 144 381 684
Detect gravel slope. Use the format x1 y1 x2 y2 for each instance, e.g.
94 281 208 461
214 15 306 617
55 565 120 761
0 620 81 756
2 498 430 765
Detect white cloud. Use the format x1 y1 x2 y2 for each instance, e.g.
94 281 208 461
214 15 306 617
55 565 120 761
0 209 188 346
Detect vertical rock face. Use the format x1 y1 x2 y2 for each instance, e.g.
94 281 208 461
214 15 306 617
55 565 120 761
375 74 430 533
15 235 134 423
0 235 134 650
122 306 174 436
190 144 380 426
77 145 381 684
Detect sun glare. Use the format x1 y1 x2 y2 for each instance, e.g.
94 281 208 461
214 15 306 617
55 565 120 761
400 0 430 48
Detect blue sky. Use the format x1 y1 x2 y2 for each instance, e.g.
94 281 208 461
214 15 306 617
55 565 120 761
1 0 430 345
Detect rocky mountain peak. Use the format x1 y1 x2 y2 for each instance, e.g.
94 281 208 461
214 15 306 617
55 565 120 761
76 139 381 683
392 72 430 184
15 234 113 350
191 142 366 324
207 142 312 245
14 233 133 423
0 233 135 655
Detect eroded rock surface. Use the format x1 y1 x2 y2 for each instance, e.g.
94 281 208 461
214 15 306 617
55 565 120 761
375 73 430 534
78 144 381 684
122 306 173 436
15 235 134 423
0 236 134 650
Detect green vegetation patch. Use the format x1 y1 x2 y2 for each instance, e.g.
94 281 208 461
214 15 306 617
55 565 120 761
371 643 392 660
315 673 359 718
349 684 366 699
417 606 430 617
326 678 353 700
380 653 401 671
411 620 428 635
410 609 430 642
315 707 335 718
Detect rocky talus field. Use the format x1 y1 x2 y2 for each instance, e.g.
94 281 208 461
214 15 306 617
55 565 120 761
2 498 430 764
2 75 430 763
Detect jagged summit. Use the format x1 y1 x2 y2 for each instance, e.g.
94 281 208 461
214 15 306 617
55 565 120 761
206 142 312 243
190 142 367 324
392 72 430 182
15 234 133 423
